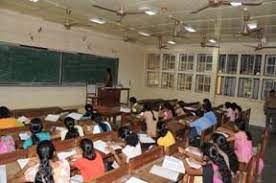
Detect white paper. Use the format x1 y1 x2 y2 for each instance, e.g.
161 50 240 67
125 177 148 183
19 132 31 140
93 140 110 154
87 84 96 93
70 175 83 183
138 134 155 144
17 158 30 169
215 131 230 138
45 114 60 122
57 149 77 160
120 107 131 113
184 107 196 111
17 116 30 124
67 113 83 120
111 161 120 169
162 156 185 174
186 158 202 169
0 165 7 183
150 165 179 182
185 147 203 157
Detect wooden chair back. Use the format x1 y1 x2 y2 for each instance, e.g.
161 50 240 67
128 146 164 171
12 107 63 118
255 127 269 176
0 149 28 164
94 165 128 183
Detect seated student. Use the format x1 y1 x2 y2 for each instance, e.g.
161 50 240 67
117 126 131 140
188 100 217 139
159 102 174 120
23 118 51 149
92 114 112 134
174 100 186 116
82 104 96 119
60 117 84 140
225 102 236 122
0 106 23 129
72 138 105 182
111 132 142 164
217 123 253 163
129 97 143 113
0 135 16 154
212 133 239 175
157 121 176 150
13 140 70 183
140 103 159 137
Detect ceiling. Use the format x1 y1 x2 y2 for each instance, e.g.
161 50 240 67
1 0 276 46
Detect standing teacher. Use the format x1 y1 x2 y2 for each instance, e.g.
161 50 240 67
104 68 113 87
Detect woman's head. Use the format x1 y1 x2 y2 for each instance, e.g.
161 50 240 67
157 121 168 137
224 102 231 109
202 99 212 113
129 97 137 105
85 104 93 112
80 138 96 160
177 101 185 108
94 114 103 124
118 126 131 139
64 117 75 130
35 140 55 183
30 118 43 134
0 106 11 119
143 103 152 111
106 68 111 74
125 132 139 147
212 133 227 147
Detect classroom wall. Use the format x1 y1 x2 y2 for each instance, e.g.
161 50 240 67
0 9 145 109
140 44 276 127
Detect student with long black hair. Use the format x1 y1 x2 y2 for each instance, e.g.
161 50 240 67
140 103 159 137
23 118 51 149
92 114 112 134
15 140 70 183
72 138 105 181
60 117 84 140
0 106 23 129
157 121 175 150
212 133 239 174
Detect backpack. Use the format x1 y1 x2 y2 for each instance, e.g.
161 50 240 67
0 135 15 154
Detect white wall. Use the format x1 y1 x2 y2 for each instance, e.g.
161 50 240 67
0 9 145 109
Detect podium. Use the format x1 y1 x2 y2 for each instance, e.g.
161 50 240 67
97 87 130 106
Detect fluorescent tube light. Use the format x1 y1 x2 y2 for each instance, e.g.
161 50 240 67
138 31 150 37
167 40 176 45
89 18 106 24
184 26 196 33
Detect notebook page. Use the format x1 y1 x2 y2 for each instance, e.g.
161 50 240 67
150 165 179 182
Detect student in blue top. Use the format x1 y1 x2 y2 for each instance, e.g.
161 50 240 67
23 118 51 149
188 99 217 139
92 114 112 134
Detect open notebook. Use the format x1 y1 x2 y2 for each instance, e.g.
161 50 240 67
149 156 185 182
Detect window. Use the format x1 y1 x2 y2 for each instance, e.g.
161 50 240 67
216 76 236 96
264 55 276 76
147 54 160 70
177 73 193 91
240 55 261 75
179 54 194 71
161 72 175 89
162 54 176 70
238 78 259 99
262 79 276 100
146 71 159 87
197 54 212 72
195 75 211 93
218 54 238 74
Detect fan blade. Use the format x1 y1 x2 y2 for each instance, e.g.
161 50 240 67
124 11 145 15
190 4 211 14
92 5 117 13
243 44 257 48
262 46 276 49
204 44 220 48
116 16 124 22
242 1 263 6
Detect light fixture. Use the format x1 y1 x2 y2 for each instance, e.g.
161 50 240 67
230 2 242 7
138 31 151 37
29 0 39 2
209 39 217 43
145 9 158 16
247 21 258 30
167 40 176 45
89 18 106 24
184 26 196 33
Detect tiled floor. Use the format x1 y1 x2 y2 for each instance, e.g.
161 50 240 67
250 126 276 183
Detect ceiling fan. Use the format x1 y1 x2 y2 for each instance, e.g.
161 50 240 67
63 9 79 30
200 33 220 48
239 8 262 36
157 35 169 50
244 31 276 51
191 0 263 14
91 3 145 22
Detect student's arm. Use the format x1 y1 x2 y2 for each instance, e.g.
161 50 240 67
110 149 126 165
178 147 204 163
183 159 203 176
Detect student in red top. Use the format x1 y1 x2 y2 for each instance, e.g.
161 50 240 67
72 138 105 181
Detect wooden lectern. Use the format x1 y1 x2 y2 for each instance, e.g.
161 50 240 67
97 87 130 106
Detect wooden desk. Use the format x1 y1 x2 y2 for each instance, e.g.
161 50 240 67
95 106 129 126
97 87 130 106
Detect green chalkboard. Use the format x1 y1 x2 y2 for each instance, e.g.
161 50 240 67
62 52 119 84
0 44 60 83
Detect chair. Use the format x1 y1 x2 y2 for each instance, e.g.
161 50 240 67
255 127 269 177
94 165 128 183
0 149 28 164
